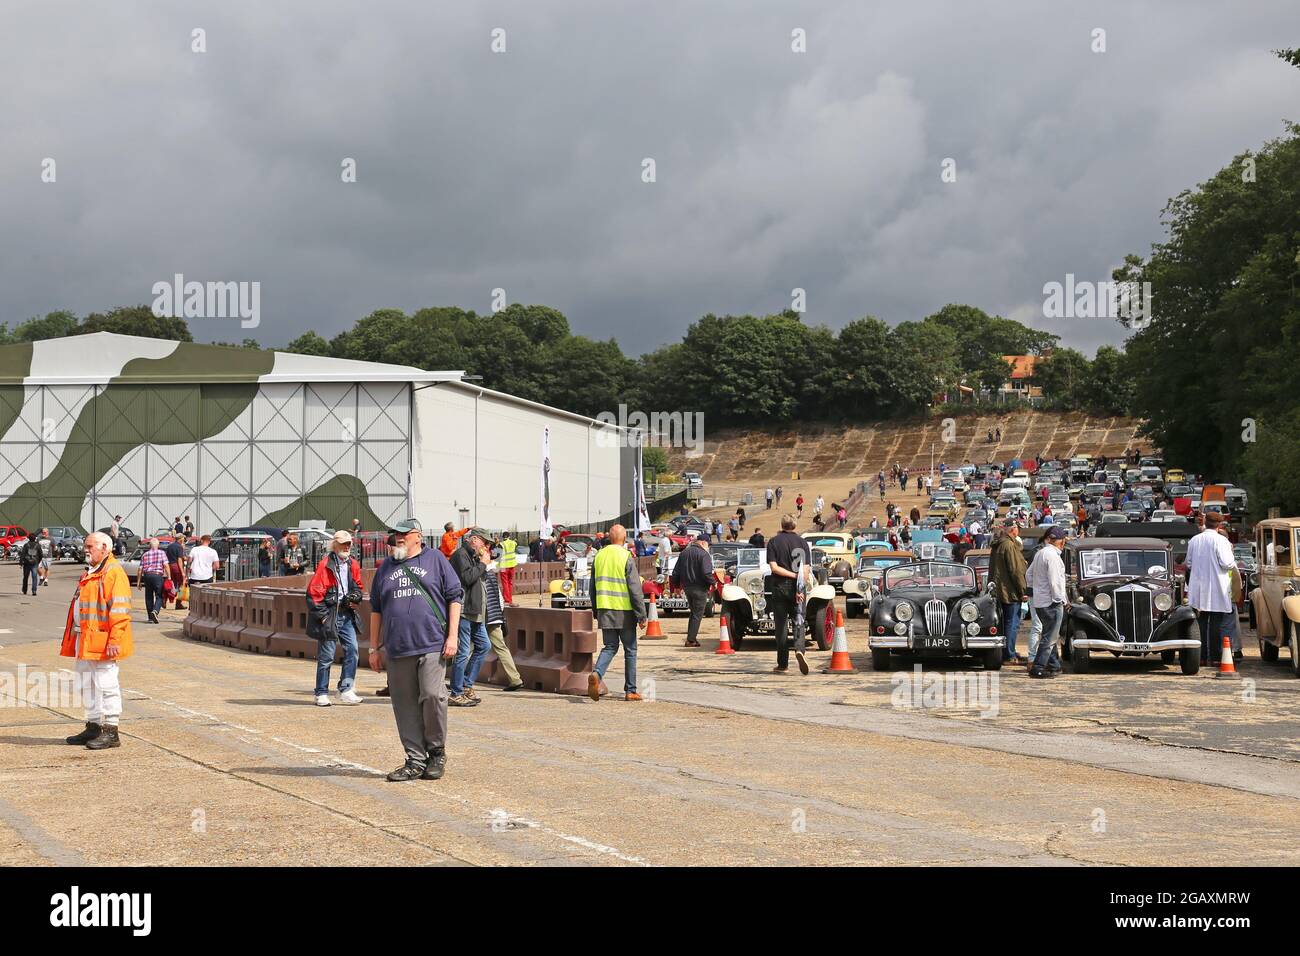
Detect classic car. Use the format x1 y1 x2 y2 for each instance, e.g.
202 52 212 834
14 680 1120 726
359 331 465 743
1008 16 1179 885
962 548 992 589
927 498 959 523
1060 537 1200 674
718 547 836 650
548 552 594 610
910 528 954 561
1247 517 1300 675
47 525 87 561
801 532 857 590
866 561 1003 671
854 528 893 553
842 550 913 618
642 550 723 616
1069 458 1092 481
1164 468 1186 484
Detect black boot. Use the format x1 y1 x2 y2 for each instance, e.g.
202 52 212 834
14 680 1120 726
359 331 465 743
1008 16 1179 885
422 748 447 779
85 725 121 750
65 722 102 745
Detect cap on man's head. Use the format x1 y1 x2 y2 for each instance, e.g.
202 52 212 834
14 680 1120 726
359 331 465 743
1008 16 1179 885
332 530 353 545
1002 517 1018 528
1205 511 1226 526
1047 526 1070 540
389 518 424 535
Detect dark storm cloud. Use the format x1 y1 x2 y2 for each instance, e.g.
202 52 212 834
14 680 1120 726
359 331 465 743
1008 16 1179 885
1 0 1296 356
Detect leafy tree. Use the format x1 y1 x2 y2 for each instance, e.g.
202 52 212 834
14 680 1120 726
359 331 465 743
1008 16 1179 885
1034 348 1092 408
1241 410 1300 517
283 330 332 356
1121 124 1300 482
886 321 960 412
831 317 891 418
15 310 79 341
78 305 193 341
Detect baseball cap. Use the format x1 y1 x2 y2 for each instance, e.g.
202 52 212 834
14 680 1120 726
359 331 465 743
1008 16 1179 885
387 518 423 534
1046 525 1069 540
1002 517 1018 528
332 530 353 545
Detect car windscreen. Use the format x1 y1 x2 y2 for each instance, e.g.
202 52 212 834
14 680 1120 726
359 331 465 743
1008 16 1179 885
1078 549 1168 578
884 562 975 590
805 537 847 548
734 547 766 573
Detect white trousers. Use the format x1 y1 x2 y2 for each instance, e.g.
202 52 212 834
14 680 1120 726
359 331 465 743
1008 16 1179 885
75 659 122 726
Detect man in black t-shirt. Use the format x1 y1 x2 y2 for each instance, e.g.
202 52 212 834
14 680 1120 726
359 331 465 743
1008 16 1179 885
766 515 813 675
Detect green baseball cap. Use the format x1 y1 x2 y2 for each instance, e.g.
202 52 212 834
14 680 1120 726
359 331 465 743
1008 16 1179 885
387 518 423 534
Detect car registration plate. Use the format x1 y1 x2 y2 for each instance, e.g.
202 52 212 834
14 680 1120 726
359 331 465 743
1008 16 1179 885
921 636 954 650
1128 643 1149 652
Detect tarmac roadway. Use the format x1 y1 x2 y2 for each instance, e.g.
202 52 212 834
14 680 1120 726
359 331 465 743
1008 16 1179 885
1 564 1297 867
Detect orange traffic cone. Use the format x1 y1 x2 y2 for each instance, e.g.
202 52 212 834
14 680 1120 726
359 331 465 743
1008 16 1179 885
824 609 854 673
715 614 736 655
643 596 665 639
1215 634 1238 679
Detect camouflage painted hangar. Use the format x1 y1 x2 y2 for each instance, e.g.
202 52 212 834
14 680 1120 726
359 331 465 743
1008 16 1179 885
0 333 632 536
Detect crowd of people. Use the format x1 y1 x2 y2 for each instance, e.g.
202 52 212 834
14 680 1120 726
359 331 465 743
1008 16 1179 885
45 441 1252 774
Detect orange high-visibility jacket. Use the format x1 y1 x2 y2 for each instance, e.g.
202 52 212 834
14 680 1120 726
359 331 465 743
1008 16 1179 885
60 556 134 662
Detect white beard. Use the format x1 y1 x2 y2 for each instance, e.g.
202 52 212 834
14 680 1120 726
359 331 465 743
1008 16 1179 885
392 545 409 561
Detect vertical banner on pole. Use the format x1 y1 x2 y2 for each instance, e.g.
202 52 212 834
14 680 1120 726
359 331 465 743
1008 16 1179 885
540 426 553 540
632 430 650 535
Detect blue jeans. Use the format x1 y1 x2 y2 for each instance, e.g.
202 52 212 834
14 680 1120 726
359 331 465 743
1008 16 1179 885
142 573 166 616
21 564 40 593
451 618 490 694
315 613 358 696
999 601 1023 660
1031 603 1063 673
594 620 638 693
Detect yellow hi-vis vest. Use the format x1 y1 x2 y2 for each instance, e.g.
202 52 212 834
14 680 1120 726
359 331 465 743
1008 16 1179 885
499 537 518 569
593 545 633 611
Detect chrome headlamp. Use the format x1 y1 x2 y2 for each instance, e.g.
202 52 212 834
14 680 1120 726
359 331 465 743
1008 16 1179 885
959 602 979 623
1093 592 1112 612
894 601 913 622
1153 593 1173 612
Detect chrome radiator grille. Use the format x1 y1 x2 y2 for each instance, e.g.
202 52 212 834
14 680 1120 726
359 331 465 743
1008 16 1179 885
925 599 948 636
1113 585 1154 643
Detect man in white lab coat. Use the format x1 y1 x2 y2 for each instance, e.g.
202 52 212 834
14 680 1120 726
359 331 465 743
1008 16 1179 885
1185 511 1236 662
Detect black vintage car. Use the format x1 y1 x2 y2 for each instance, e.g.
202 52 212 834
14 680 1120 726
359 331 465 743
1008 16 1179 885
867 561 1003 671
1060 537 1200 674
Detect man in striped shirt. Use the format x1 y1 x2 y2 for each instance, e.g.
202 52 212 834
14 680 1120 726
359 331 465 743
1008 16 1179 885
483 566 524 692
136 538 169 624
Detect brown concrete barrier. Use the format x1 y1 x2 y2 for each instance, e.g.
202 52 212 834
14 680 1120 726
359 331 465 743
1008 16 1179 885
476 606 597 694
268 591 316 659
213 588 248 648
184 585 222 641
237 589 277 654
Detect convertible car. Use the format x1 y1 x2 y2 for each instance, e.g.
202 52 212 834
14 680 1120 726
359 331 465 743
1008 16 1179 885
867 561 1003 671
718 547 836 650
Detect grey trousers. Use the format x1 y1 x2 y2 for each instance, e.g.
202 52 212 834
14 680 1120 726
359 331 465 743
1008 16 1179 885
387 652 449 766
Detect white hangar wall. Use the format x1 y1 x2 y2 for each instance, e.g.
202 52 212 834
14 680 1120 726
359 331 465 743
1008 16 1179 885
411 382 628 533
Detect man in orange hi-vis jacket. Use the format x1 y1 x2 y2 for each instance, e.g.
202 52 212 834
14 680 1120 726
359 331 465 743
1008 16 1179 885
440 523 468 558
60 531 134 751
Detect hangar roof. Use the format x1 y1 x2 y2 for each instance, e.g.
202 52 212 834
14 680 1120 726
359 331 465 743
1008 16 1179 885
0 333 466 386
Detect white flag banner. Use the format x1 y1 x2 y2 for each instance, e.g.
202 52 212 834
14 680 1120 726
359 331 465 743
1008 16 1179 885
633 432 651 534
540 426 553 540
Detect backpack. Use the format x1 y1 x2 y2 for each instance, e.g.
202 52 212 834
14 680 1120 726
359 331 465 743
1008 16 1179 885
20 538 42 564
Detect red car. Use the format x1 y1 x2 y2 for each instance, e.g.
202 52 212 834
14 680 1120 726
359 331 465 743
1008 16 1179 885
0 525 29 556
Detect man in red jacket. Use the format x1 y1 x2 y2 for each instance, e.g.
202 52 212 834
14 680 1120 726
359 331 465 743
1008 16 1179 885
307 530 365 706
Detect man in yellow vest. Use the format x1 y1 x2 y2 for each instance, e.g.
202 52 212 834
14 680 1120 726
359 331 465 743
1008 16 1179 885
499 533 518 603
588 525 647 701
60 531 134 750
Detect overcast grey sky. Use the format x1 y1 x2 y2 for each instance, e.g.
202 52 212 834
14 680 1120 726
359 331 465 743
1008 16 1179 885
2 0 1296 357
